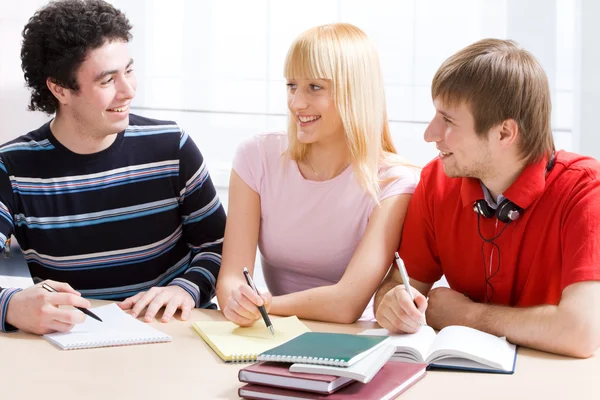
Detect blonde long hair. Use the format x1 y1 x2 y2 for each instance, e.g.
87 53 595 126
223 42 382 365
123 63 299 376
284 23 401 201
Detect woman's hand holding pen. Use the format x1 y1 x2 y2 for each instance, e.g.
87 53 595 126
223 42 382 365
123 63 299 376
376 284 427 334
223 284 272 327
5 279 90 335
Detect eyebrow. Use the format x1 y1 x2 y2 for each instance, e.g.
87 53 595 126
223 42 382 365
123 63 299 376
438 110 456 121
93 59 134 82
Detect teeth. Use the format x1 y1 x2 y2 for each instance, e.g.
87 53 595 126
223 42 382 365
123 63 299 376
298 115 320 123
109 106 127 112
440 151 452 156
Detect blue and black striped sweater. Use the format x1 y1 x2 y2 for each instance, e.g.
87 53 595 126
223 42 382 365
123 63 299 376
0 114 226 331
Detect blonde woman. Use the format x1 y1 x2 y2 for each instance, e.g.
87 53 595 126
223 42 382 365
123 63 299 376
216 23 418 325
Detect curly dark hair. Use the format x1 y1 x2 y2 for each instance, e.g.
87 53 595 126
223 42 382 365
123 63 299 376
21 0 132 114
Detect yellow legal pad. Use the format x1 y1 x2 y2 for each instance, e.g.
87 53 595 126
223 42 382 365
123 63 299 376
192 316 311 362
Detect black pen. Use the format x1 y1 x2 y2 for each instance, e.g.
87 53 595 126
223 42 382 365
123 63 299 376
32 277 103 322
242 267 274 335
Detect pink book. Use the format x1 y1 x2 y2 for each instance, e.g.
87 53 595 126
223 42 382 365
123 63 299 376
238 361 427 400
238 362 353 395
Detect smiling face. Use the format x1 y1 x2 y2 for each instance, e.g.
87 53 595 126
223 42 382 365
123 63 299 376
286 79 345 145
61 39 137 138
424 99 496 180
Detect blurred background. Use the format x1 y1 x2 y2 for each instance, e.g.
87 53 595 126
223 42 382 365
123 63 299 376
1 0 599 293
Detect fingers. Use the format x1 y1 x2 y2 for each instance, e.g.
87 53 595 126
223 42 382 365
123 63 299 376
44 319 77 334
118 292 143 311
43 280 81 296
130 288 162 320
394 285 426 322
144 290 172 322
261 292 273 312
376 285 427 334
232 287 262 320
51 306 87 325
46 292 91 309
239 285 264 306
378 302 422 333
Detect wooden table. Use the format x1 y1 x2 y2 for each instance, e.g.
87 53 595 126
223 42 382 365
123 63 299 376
1 301 598 399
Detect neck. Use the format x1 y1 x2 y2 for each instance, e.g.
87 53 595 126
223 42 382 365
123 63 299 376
304 138 351 181
50 112 118 154
480 154 527 200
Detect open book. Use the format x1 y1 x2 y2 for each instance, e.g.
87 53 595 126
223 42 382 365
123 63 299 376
360 325 517 373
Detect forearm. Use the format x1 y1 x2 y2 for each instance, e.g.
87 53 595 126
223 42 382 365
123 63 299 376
270 284 369 324
461 302 597 358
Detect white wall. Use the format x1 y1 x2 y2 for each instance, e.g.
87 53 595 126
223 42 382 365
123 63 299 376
0 0 51 141
0 0 591 185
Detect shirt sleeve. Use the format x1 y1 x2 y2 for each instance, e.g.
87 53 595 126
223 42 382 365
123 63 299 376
231 135 264 194
560 167 600 290
0 155 22 332
398 166 444 284
379 164 420 201
166 131 226 308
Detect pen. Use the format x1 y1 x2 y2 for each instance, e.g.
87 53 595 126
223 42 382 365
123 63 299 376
32 277 103 322
394 252 415 304
242 267 274 336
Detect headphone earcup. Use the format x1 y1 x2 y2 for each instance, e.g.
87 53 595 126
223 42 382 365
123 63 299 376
473 200 495 219
496 199 522 223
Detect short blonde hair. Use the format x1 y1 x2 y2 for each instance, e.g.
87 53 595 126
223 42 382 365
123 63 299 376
432 38 554 163
284 23 400 201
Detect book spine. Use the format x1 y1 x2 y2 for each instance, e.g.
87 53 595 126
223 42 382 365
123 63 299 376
257 355 349 367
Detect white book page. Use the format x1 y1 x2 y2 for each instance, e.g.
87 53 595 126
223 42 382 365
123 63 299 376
289 344 395 384
426 325 516 371
44 303 171 349
359 326 436 363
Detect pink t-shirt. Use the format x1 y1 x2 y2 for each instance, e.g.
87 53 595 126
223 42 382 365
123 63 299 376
232 132 418 296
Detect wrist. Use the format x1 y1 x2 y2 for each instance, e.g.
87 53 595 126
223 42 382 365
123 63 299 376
2 288 23 332
465 301 486 328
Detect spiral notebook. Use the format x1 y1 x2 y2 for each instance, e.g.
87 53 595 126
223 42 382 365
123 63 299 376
43 303 172 350
192 316 311 362
258 332 391 367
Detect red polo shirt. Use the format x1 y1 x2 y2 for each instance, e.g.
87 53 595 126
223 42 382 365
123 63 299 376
399 151 600 306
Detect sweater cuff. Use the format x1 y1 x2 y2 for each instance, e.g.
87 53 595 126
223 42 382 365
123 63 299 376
0 288 22 332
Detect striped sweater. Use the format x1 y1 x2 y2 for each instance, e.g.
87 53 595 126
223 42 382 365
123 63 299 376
0 114 226 332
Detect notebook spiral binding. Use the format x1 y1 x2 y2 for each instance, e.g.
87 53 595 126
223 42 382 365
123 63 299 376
231 354 259 363
257 355 348 367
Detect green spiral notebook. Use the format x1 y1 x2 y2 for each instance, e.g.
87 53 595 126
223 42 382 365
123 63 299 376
257 332 391 367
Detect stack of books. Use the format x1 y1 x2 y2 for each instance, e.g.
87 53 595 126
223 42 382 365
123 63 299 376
237 332 427 400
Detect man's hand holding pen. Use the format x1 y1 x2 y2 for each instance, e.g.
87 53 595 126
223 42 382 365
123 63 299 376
376 253 427 334
5 279 90 335
376 284 428 334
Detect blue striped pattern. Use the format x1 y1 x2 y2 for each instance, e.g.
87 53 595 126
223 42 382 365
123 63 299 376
23 225 184 270
0 139 54 153
0 288 22 332
15 198 179 230
10 161 179 196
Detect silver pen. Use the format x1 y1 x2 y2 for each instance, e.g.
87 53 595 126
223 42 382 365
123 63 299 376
394 252 415 303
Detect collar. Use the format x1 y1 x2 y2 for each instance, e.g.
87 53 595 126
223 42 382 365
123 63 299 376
480 182 506 210
461 155 550 210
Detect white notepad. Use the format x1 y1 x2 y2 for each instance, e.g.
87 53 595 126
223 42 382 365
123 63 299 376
43 303 172 350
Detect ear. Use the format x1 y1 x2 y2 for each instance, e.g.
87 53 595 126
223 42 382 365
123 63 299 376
498 118 519 147
46 78 71 106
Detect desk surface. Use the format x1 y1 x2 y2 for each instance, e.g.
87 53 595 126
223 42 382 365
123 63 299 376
1 301 598 400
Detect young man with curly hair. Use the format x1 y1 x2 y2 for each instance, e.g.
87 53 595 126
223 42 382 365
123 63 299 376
0 0 226 334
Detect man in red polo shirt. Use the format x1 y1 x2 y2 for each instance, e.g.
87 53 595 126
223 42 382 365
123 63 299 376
374 39 600 358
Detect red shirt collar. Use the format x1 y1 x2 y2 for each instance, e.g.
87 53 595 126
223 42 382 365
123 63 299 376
460 155 550 210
